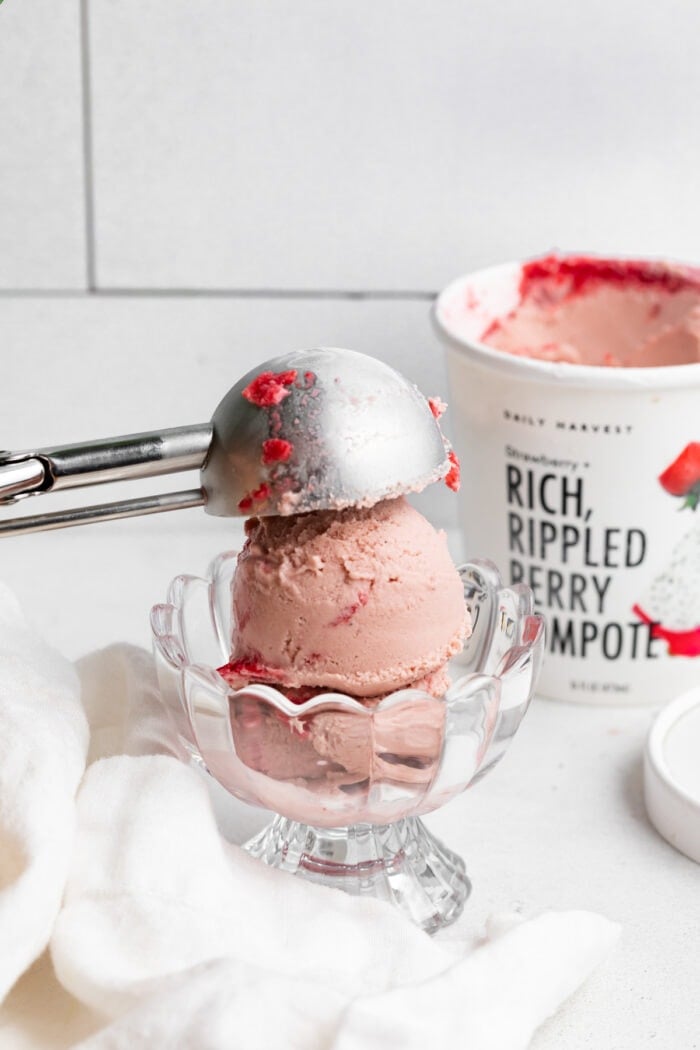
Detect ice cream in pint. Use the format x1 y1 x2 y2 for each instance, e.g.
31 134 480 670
436 254 700 704
479 255 700 368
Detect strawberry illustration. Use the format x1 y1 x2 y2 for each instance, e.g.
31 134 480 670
632 443 700 654
632 501 700 657
633 604 700 657
658 442 700 510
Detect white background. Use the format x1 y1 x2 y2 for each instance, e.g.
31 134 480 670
1 0 699 530
0 3 698 1048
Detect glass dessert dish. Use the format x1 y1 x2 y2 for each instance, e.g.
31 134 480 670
151 552 544 933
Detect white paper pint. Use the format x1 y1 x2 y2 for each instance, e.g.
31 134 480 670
435 261 700 705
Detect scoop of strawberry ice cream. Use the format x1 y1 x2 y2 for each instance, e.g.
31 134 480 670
220 663 451 701
226 678 448 787
227 496 469 698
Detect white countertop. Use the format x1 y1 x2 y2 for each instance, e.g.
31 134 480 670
0 517 697 1049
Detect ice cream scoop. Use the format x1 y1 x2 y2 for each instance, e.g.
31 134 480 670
0 348 451 535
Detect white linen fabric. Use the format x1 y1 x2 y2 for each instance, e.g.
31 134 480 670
0 584 88 1006
51 754 449 1018
0 600 621 1049
67 909 619 1050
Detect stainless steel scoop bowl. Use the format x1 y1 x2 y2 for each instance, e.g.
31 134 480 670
0 348 450 536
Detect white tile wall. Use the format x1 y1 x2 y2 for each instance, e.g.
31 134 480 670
88 0 700 291
0 1 86 289
1 0 699 520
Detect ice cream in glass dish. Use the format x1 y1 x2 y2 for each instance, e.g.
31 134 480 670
151 348 544 931
223 497 469 695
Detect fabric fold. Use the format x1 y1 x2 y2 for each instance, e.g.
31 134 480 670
50 752 449 1019
0 583 88 1005
71 959 349 1050
333 910 621 1050
0 625 621 1049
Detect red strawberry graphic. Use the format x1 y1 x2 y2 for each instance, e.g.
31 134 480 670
632 459 700 656
658 442 700 510
633 604 700 657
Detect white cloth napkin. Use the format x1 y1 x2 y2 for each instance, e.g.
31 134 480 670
0 595 621 1049
66 911 618 1050
0 584 88 1005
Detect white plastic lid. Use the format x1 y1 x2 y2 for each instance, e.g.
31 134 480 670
644 687 700 864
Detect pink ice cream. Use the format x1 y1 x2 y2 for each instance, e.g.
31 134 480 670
219 496 469 787
228 690 447 787
480 255 700 367
223 496 469 697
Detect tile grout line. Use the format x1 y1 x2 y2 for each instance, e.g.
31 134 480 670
79 0 97 293
96 288 438 300
0 289 438 301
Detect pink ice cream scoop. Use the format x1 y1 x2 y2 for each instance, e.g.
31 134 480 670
480 255 700 367
222 496 469 698
228 686 448 786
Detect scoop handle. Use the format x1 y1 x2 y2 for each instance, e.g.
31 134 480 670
0 423 213 536
0 489 206 536
0 423 213 497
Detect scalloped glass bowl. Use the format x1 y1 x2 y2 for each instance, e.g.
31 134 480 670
151 552 544 932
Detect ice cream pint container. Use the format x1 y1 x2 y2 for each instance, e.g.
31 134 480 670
435 257 700 705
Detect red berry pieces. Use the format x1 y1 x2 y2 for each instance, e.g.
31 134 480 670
632 605 700 657
262 438 293 464
445 450 461 492
519 255 700 300
218 657 282 682
242 370 298 407
329 591 370 627
237 483 271 513
428 396 447 420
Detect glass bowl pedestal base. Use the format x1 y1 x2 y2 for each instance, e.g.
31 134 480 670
245 815 470 933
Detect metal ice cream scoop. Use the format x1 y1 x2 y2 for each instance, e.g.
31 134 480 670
0 348 449 536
